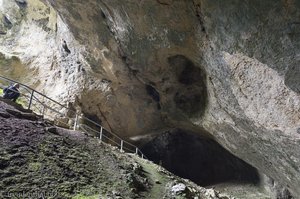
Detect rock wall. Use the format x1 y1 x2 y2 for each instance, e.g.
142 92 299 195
0 0 299 197
198 1 300 197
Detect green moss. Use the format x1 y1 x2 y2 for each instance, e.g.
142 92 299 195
0 118 148 198
16 97 27 107
72 194 99 199
28 162 42 172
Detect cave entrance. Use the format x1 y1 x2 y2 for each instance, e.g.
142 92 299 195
141 130 260 187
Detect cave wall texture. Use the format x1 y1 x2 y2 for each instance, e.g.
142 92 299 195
0 0 299 197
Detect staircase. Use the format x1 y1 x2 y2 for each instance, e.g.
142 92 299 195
0 75 146 159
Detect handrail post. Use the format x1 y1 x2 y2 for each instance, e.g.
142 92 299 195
135 148 138 155
73 114 78 130
28 90 34 110
99 127 103 142
120 140 124 152
141 153 144 159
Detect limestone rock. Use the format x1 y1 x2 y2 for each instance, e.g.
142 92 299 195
46 126 57 134
53 117 71 129
171 183 187 195
5 108 39 120
205 189 217 198
0 111 10 118
5 108 22 117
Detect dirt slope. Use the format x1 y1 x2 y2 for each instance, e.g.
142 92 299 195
0 98 233 199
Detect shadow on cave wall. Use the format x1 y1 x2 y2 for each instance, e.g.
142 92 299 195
167 55 208 118
285 65 300 94
141 130 260 187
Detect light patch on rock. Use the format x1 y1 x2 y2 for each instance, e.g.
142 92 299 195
96 47 118 81
205 188 217 198
0 0 87 105
17 24 56 63
223 52 300 136
108 8 132 42
171 183 186 195
0 0 57 64
216 131 238 150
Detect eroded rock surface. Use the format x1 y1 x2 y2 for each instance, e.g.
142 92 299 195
0 0 299 197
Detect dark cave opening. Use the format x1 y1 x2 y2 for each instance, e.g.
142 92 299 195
141 130 260 187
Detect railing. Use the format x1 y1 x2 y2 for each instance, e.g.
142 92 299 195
0 75 146 159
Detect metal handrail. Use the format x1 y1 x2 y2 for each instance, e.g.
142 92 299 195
0 76 68 109
0 75 147 159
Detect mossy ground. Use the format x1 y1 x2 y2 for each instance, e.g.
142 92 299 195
0 99 183 199
0 99 149 199
0 99 233 199
72 194 98 199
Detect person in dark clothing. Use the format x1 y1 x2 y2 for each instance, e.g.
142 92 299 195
3 83 20 102
62 39 71 54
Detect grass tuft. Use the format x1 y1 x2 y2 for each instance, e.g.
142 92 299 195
72 194 99 199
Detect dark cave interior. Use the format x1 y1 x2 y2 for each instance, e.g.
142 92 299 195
141 130 260 187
